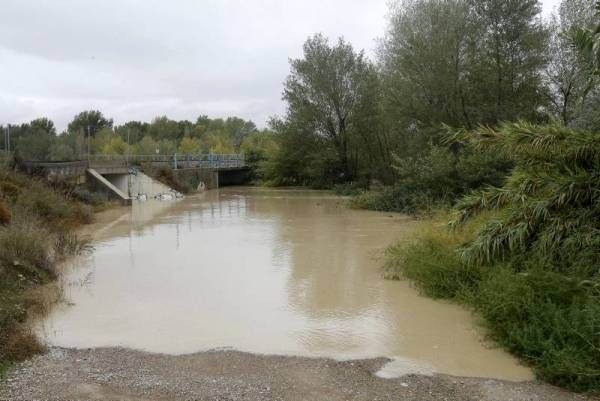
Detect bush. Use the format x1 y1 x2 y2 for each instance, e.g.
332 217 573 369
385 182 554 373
332 182 367 196
475 267 600 393
351 146 511 214
0 202 10 224
384 231 482 299
71 186 108 206
351 186 441 214
385 214 600 393
0 218 53 274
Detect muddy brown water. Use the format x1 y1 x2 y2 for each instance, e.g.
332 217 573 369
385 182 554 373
40 187 532 381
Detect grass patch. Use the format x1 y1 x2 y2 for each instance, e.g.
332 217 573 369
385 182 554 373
385 217 600 394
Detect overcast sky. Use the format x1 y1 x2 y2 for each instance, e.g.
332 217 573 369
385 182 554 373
0 0 563 131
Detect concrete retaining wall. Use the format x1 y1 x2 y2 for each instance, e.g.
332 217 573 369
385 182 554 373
105 172 174 198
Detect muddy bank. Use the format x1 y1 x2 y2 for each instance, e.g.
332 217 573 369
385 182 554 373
0 347 591 401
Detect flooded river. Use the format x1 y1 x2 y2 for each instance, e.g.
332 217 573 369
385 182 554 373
41 187 532 381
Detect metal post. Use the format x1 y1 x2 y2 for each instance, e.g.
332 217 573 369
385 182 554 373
87 126 91 162
6 125 10 153
126 128 130 166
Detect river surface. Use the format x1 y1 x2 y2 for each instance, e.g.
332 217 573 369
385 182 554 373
41 187 532 380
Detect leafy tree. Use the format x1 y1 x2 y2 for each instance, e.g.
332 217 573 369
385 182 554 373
148 116 180 141
283 34 379 180
262 118 337 186
572 0 600 76
381 0 476 130
545 0 597 124
136 135 159 155
13 132 52 161
29 118 56 136
468 0 549 124
68 110 113 137
49 143 76 161
178 136 202 155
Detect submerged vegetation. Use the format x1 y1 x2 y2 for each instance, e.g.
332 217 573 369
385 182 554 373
0 168 96 375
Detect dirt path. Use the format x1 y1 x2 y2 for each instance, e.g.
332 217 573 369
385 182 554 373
0 348 592 401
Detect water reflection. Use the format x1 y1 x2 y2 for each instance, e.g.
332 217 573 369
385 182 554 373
41 187 532 381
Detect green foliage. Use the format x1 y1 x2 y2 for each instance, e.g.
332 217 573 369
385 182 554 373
385 221 600 393
282 34 387 181
384 224 482 299
571 1 600 76
449 123 600 270
352 145 511 214
239 131 278 181
67 110 113 137
331 182 367 197
474 267 600 392
13 132 52 161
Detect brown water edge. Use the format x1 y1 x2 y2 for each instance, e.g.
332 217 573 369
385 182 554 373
37 187 533 381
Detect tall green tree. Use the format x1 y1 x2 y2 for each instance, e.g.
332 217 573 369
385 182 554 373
468 0 549 124
545 0 597 124
381 0 475 130
572 0 600 75
67 110 113 137
283 34 381 180
29 117 56 136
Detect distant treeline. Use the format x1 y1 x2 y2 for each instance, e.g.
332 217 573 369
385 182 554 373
0 112 270 162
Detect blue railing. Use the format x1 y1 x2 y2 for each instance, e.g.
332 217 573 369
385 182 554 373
89 154 246 169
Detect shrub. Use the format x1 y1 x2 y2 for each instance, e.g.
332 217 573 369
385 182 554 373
475 267 600 393
0 202 10 224
332 182 367 196
71 186 108 206
16 183 74 222
385 232 482 299
0 327 45 363
351 186 441 214
449 123 600 272
351 146 511 214
385 225 600 393
0 182 22 200
0 218 53 273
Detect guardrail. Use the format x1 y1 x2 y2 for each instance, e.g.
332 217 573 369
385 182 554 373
89 154 246 169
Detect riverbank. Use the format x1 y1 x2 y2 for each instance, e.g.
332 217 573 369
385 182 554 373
0 347 591 401
0 167 110 376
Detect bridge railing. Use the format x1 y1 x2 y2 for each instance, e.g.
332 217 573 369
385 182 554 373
88 154 246 169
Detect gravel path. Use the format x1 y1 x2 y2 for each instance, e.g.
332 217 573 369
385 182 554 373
0 347 593 401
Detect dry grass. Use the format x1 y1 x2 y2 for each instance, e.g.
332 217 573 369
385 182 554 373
1 327 46 363
0 167 99 375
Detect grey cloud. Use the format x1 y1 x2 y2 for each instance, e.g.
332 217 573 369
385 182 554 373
0 0 560 131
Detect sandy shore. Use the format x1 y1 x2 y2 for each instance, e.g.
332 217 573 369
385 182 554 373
0 347 593 401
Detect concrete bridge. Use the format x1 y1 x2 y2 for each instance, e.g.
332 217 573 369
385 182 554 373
21 154 250 205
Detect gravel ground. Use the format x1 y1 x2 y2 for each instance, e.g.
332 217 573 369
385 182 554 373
0 347 594 401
